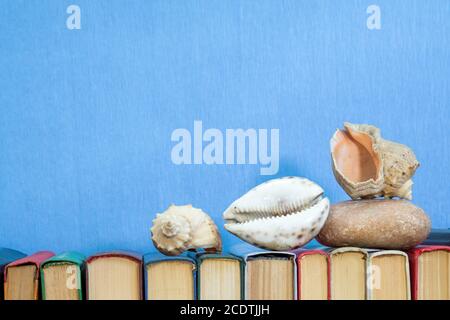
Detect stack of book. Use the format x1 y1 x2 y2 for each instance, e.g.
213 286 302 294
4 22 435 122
1 231 448 300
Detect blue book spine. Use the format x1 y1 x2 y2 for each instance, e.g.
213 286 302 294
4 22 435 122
143 252 197 300
0 248 26 299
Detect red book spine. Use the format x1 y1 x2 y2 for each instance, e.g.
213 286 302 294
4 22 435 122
407 245 450 300
4 251 55 300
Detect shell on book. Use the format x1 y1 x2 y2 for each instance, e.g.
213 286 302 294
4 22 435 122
223 176 330 251
331 122 419 200
151 204 222 256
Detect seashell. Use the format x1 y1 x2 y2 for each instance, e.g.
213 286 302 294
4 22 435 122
330 122 419 200
151 204 222 256
223 176 330 251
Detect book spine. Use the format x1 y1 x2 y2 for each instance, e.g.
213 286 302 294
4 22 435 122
296 251 330 300
407 250 419 300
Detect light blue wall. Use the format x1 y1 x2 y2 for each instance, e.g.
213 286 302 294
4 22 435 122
0 1 448 255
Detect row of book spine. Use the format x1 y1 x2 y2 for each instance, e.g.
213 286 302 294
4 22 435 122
1 243 449 300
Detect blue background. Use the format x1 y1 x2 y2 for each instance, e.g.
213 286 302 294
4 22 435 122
0 1 449 255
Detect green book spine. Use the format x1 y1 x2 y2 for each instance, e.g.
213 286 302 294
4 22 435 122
40 251 85 300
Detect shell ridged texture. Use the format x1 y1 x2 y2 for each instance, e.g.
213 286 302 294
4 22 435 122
223 177 330 251
331 122 419 200
151 204 222 256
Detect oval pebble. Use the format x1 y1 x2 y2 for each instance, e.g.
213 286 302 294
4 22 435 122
316 199 431 250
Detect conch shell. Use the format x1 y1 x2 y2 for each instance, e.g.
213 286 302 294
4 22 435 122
331 122 419 200
223 177 330 251
151 204 222 256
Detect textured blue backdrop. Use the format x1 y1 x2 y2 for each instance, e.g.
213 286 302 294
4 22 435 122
0 1 449 255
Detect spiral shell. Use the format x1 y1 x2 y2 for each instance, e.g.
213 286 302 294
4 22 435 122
151 204 222 256
331 122 419 200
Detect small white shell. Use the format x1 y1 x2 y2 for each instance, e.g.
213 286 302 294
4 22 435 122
151 204 222 256
223 177 330 251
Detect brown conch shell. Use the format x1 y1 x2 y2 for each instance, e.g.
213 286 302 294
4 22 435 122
330 122 419 200
151 204 222 256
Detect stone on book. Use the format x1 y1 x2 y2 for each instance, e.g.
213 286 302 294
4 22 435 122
317 199 431 249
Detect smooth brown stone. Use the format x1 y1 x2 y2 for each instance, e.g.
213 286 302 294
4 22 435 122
317 199 431 249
